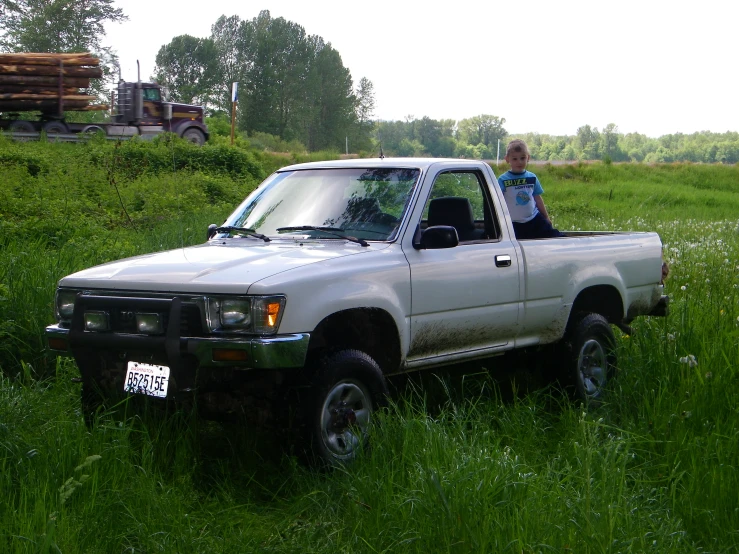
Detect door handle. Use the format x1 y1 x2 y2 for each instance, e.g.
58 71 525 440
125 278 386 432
495 254 512 267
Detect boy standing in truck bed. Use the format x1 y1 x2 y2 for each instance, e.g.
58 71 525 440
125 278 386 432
497 139 562 239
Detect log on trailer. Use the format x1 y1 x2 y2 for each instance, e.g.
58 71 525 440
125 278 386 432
0 52 103 115
0 101 108 111
0 53 100 66
0 75 91 87
0 64 103 78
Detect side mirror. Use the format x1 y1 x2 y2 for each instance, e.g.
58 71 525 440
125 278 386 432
413 225 459 250
207 223 217 240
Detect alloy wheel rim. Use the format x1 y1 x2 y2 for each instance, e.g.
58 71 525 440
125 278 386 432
319 379 372 459
577 339 607 398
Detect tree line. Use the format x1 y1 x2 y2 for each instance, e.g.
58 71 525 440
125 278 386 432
374 119 739 164
1 1 737 163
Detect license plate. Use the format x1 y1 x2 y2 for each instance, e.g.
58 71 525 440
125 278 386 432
124 361 170 398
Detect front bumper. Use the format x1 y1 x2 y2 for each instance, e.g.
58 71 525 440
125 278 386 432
45 295 309 370
46 323 310 369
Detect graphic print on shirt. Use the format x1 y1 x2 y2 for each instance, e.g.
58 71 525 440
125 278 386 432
498 174 541 223
515 190 531 206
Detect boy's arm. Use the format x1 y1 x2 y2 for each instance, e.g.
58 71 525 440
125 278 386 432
534 195 552 223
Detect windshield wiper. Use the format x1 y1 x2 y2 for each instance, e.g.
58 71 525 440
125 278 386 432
276 226 369 247
212 226 271 242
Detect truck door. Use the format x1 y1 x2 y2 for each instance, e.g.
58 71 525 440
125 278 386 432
403 168 521 365
141 86 163 123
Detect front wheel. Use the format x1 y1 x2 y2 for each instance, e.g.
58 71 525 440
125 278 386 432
301 349 388 466
561 313 616 405
181 128 205 146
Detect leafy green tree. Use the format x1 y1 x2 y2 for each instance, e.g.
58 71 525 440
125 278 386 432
355 77 375 126
210 15 247 114
375 120 411 155
396 138 426 157
350 76 376 151
576 125 597 149
154 35 219 106
601 123 623 161
458 115 507 148
304 44 356 151
0 0 126 52
240 11 313 140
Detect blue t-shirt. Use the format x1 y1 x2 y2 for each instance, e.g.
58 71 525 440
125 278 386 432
496 170 544 223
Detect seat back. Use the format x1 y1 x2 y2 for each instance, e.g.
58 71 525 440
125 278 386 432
428 196 482 241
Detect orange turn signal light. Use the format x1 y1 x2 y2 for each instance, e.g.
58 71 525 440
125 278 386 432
212 349 249 362
267 302 281 327
48 338 68 351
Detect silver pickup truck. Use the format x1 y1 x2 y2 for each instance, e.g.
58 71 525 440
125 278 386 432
46 158 668 464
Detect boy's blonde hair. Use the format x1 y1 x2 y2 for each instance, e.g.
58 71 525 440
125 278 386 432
505 139 529 157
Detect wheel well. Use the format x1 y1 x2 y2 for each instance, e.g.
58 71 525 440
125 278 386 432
307 308 401 374
570 285 624 325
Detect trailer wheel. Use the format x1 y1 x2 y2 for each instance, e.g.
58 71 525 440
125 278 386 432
8 120 35 141
181 128 205 146
81 125 105 138
42 121 68 136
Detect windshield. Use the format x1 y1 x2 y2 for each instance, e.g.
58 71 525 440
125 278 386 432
222 168 420 241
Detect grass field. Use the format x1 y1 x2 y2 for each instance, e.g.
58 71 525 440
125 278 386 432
1 139 737 552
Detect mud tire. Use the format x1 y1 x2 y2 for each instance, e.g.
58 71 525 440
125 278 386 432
561 313 616 406
42 121 69 135
298 349 388 467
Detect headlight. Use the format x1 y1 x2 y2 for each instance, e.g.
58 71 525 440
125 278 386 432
206 295 285 334
220 299 251 328
56 289 80 321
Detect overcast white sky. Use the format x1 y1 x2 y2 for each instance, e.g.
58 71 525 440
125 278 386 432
106 0 738 138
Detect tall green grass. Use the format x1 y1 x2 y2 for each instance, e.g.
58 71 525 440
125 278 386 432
1 146 738 552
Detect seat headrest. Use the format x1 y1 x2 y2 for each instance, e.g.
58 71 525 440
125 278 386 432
428 196 475 231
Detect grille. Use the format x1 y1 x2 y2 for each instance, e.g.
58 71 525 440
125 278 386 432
75 294 205 337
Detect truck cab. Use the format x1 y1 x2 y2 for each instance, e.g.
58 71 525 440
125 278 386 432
113 80 209 145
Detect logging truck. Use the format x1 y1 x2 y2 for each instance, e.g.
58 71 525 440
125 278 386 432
0 52 209 145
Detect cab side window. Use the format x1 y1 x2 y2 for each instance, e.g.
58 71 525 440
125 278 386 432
143 88 161 102
422 170 500 242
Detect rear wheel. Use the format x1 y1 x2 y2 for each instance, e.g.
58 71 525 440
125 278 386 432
299 349 388 466
181 128 205 146
561 313 616 405
42 121 69 137
81 125 106 139
8 120 35 140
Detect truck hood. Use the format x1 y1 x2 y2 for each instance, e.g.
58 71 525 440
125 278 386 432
59 240 380 294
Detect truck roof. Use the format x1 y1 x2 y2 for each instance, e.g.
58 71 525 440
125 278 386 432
278 157 490 172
